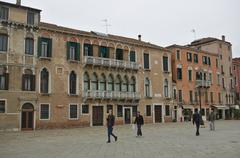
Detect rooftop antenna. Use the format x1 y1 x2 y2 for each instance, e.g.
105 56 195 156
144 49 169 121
191 29 196 40
102 19 111 34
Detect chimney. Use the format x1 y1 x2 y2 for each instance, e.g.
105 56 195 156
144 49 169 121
138 34 141 41
16 0 21 5
222 35 225 41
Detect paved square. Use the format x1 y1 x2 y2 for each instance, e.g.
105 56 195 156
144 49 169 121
0 120 240 158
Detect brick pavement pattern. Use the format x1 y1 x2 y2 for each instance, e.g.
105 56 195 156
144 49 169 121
0 120 240 158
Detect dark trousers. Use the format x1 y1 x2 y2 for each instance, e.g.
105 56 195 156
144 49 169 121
107 127 116 141
137 124 142 136
196 123 200 136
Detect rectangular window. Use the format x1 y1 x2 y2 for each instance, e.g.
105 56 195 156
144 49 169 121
177 68 182 80
210 92 214 103
195 91 198 102
217 74 220 85
38 37 52 58
163 56 169 72
202 56 208 64
218 93 221 103
25 38 34 55
178 90 182 102
221 65 224 74
0 100 6 113
165 105 170 116
82 104 89 114
146 105 151 116
176 50 180 60
69 104 78 119
40 104 50 120
173 89 177 100
107 105 113 113
0 34 8 51
189 91 193 103
27 12 35 25
0 6 9 20
132 106 137 117
188 70 192 81
22 74 35 91
209 73 212 84
117 105 123 117
67 41 80 61
130 51 136 62
0 71 8 90
116 49 123 60
187 52 192 62
205 91 208 103
84 44 93 56
201 109 205 116
144 53 150 69
216 59 218 68
208 57 211 66
222 78 225 88
194 54 198 63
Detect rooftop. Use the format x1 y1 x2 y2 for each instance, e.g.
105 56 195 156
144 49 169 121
0 1 41 12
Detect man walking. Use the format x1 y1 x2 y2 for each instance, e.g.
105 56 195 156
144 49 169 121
208 109 215 131
134 111 144 137
106 110 117 143
193 109 201 136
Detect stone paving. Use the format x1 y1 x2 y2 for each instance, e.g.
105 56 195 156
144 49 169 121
0 120 240 158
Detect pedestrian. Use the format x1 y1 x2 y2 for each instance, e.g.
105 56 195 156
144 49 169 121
106 110 117 143
134 111 144 137
208 109 215 131
193 109 201 136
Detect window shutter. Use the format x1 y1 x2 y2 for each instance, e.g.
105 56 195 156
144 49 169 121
31 75 35 91
5 73 9 90
48 38 52 57
37 37 42 57
76 43 80 61
22 74 25 90
66 41 70 60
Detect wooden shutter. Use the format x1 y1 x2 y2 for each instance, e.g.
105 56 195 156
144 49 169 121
31 75 35 91
48 38 52 57
66 41 70 60
22 74 25 90
37 37 42 57
76 43 80 61
5 73 9 90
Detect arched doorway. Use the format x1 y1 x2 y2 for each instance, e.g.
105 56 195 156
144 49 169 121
21 103 34 130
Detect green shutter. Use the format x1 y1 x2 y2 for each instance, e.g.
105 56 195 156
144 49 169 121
66 41 70 60
76 43 80 61
48 38 52 57
37 37 42 57
98 46 101 57
130 51 135 62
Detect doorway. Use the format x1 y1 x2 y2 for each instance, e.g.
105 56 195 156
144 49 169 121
92 106 103 126
124 107 132 124
154 105 162 123
21 103 34 130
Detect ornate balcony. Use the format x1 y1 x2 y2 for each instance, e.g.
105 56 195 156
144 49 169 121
82 90 140 100
83 56 139 70
196 80 211 88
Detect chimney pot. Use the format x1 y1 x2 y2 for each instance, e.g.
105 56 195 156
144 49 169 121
222 35 225 41
16 0 21 5
138 34 141 41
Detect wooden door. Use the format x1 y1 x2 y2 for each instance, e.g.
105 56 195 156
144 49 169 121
92 106 103 126
155 105 162 123
21 103 34 130
124 108 131 124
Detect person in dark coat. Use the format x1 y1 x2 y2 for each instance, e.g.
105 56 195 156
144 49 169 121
134 111 144 137
208 109 215 131
106 110 117 143
192 109 201 136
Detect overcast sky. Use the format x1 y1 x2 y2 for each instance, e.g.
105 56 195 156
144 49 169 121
6 0 240 57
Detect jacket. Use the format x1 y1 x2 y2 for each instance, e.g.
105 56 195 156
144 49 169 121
134 115 144 125
107 114 115 127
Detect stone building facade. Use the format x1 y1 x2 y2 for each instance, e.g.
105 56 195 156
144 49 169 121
0 1 174 131
233 58 240 106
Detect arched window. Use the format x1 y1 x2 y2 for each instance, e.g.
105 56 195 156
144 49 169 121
108 74 114 91
91 73 98 90
145 78 150 97
0 67 8 90
22 69 35 91
84 72 90 91
99 74 106 91
129 76 136 92
115 75 121 91
122 75 128 92
69 71 77 94
40 68 49 93
164 79 169 97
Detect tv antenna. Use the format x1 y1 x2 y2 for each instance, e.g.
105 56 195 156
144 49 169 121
102 19 111 34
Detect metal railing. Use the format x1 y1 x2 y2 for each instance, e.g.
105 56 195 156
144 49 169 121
84 56 139 70
196 80 211 88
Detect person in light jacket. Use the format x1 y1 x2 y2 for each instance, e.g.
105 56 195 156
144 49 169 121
208 109 215 131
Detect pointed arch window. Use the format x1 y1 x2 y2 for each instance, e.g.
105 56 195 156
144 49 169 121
108 75 114 91
69 71 77 94
22 69 35 91
129 76 136 92
164 79 169 97
115 75 121 91
122 76 128 92
0 67 8 90
84 72 90 91
99 74 106 91
40 68 49 93
91 73 98 91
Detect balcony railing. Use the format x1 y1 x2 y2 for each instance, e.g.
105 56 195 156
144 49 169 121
83 56 139 70
82 90 140 100
196 80 211 88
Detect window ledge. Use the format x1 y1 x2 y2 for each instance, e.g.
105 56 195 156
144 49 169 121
39 57 51 60
68 94 79 97
40 93 51 96
163 71 170 74
144 69 151 71
0 51 7 54
68 60 80 63
24 54 34 57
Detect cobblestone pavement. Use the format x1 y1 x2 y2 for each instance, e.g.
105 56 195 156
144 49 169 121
0 120 240 158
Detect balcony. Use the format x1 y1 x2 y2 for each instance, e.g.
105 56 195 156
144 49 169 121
83 56 139 70
82 90 140 100
196 80 211 88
